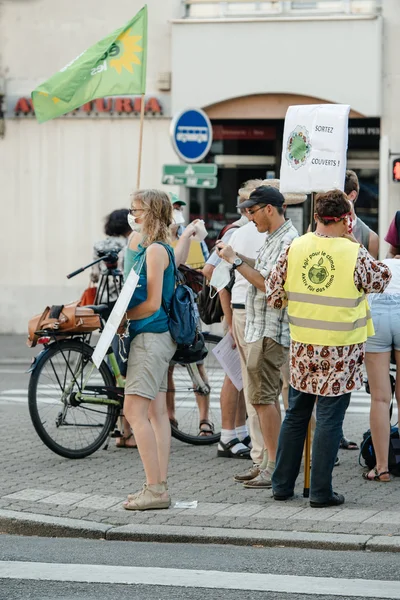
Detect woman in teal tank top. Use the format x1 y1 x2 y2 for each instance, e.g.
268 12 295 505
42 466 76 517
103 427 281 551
121 190 177 512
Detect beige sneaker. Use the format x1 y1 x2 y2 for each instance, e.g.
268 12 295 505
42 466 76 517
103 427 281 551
243 469 272 489
233 465 260 483
127 481 169 502
124 482 170 511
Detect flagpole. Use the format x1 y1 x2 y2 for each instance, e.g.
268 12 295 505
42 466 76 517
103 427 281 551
136 93 146 189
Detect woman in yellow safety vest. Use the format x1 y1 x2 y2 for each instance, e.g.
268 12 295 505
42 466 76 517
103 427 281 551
266 190 391 508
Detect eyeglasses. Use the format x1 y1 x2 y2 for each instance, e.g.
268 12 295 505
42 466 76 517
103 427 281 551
129 208 146 215
247 205 267 216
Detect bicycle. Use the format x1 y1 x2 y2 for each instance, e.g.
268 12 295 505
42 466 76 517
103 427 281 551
27 307 223 459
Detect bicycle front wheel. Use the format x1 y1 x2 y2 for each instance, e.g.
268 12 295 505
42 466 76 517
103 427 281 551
169 333 223 445
28 339 119 459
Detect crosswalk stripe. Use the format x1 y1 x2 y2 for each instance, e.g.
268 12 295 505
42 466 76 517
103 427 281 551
0 388 396 416
0 561 399 598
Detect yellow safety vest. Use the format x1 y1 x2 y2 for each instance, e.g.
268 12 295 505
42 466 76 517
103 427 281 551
284 232 374 346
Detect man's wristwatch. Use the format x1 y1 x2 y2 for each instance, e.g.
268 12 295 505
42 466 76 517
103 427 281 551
232 256 243 270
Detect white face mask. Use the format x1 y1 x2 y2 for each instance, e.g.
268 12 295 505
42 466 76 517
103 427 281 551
127 213 142 233
173 209 185 226
209 260 232 296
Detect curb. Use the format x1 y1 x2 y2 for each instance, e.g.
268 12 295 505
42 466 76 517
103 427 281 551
1 509 400 553
0 510 109 540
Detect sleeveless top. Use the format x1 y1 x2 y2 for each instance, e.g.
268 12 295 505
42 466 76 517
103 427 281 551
124 242 175 339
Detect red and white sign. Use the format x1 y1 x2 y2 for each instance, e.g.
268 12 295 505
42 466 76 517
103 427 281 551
10 96 165 118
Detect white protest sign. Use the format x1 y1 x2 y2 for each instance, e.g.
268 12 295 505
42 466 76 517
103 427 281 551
280 104 350 194
91 268 139 369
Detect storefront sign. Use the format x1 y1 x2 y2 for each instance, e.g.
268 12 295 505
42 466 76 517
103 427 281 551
348 126 380 136
280 104 350 194
213 125 276 141
8 95 167 118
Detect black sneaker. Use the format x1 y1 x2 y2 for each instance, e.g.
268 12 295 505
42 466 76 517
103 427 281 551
310 492 345 508
273 492 294 501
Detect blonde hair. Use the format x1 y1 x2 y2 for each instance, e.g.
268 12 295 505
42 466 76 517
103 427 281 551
238 178 306 205
260 179 307 205
131 189 172 246
237 179 264 202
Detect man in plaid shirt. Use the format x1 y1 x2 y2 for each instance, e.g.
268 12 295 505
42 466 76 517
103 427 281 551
217 185 298 488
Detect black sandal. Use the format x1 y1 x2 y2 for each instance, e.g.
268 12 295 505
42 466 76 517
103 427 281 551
339 436 359 450
198 419 214 436
217 438 251 459
241 435 252 448
362 468 391 482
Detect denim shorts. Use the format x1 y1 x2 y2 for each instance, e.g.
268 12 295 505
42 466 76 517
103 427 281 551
366 295 400 353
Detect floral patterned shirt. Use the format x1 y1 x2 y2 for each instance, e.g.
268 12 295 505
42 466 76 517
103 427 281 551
265 238 392 396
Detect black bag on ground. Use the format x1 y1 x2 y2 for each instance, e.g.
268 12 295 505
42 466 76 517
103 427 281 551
359 425 400 476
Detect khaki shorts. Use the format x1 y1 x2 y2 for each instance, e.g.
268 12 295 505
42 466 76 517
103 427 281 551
246 337 288 405
125 332 177 400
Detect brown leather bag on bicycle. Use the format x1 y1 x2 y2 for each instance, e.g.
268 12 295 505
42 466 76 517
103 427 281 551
27 301 101 347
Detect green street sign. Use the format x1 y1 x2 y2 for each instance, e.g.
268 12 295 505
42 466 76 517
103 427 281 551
162 164 218 188
163 164 217 177
162 174 217 189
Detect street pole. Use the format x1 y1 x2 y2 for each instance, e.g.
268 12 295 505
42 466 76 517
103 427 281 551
303 192 315 498
303 419 312 498
136 93 146 189
378 135 389 260
310 192 316 232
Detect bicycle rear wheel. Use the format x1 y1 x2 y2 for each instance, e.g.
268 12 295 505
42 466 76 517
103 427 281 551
169 333 223 445
28 339 119 459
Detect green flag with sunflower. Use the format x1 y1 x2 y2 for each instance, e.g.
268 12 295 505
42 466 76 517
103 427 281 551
32 6 147 124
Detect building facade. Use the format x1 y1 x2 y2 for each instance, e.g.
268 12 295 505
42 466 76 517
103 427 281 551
0 0 399 332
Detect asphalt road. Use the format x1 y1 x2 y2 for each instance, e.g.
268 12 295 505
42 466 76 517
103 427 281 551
1 535 400 600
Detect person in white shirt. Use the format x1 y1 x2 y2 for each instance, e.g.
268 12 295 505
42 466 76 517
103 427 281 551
225 222 266 474
208 180 264 459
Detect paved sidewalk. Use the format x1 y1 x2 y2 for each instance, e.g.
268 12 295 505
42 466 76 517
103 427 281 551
1 335 400 551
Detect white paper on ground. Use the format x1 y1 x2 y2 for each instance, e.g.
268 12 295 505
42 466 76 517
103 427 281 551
174 501 198 509
212 332 243 391
92 268 139 369
280 104 350 194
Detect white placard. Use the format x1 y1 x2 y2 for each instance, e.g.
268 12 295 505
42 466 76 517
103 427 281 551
211 333 243 392
280 104 350 194
91 268 139 369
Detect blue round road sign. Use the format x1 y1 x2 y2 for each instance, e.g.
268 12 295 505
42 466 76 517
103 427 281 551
170 108 213 163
